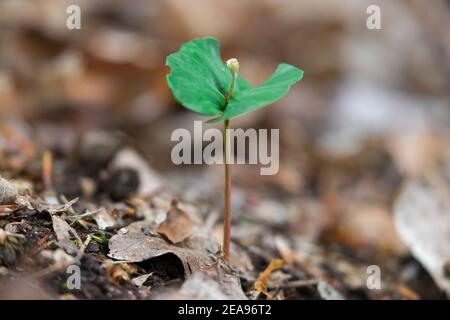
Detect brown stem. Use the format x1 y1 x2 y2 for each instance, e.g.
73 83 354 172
222 59 238 260
223 119 232 260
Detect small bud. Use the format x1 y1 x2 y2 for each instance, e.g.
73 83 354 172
226 58 239 75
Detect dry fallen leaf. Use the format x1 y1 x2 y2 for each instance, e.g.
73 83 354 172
93 208 117 230
51 215 82 256
131 273 153 287
200 263 248 300
158 269 247 300
394 178 450 295
108 221 218 277
156 199 195 244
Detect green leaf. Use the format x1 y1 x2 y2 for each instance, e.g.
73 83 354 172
208 64 303 123
166 37 251 116
166 37 303 122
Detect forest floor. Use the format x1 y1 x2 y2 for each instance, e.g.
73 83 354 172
1 0 449 300
0 128 447 299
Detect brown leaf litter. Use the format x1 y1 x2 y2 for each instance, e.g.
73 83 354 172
156 199 195 244
108 220 218 277
394 174 450 296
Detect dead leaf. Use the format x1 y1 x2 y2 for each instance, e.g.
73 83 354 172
132 273 153 287
156 199 194 244
93 208 117 230
51 215 82 256
158 270 247 300
200 263 248 300
108 221 218 277
394 178 450 295
159 258 248 300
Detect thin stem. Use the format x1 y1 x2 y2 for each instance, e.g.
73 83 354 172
223 119 231 260
227 73 237 103
222 58 238 260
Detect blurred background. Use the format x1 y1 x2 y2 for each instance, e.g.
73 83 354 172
0 0 449 299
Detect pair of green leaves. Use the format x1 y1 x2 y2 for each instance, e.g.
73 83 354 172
166 37 303 123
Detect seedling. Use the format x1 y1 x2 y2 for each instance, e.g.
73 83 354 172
166 37 303 260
